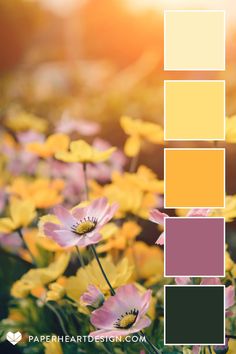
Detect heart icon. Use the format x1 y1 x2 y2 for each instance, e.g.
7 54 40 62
6 331 22 345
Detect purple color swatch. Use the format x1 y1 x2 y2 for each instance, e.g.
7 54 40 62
165 217 224 277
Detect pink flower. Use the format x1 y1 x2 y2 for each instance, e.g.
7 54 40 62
89 284 152 337
175 277 191 285
43 197 118 248
149 208 211 245
80 285 104 308
56 112 100 136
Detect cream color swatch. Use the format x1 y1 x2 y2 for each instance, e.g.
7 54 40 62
164 11 225 70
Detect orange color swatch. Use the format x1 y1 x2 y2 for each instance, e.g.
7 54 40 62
164 149 225 208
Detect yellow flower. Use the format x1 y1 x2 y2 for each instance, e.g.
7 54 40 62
113 166 164 194
120 115 164 157
228 339 236 354
226 115 236 143
26 133 70 158
211 195 236 221
0 198 36 233
176 195 236 222
225 251 234 272
11 253 70 298
90 167 162 219
43 341 63 354
8 177 64 209
97 221 142 253
46 281 66 302
65 256 133 301
55 139 116 163
5 112 48 132
125 241 163 286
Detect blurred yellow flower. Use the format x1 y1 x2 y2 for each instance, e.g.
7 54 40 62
43 341 63 354
97 221 142 253
8 177 64 209
11 253 70 298
55 139 116 163
125 241 163 286
5 112 48 132
65 256 133 301
90 167 162 219
113 165 164 194
225 250 234 272
46 281 66 302
176 195 236 222
26 133 70 158
211 195 236 221
0 198 36 233
120 115 164 157
228 339 236 354
226 115 236 143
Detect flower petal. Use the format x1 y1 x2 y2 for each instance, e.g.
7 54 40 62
54 205 77 228
149 209 168 225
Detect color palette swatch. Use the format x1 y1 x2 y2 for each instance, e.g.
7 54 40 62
164 80 225 140
164 10 225 70
164 148 225 208
163 7 226 347
165 217 225 277
164 286 225 345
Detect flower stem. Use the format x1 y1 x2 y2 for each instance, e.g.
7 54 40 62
129 152 139 173
140 331 161 354
83 162 89 200
90 244 115 296
75 246 85 268
45 302 69 336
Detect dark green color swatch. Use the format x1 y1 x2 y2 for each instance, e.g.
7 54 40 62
165 286 224 345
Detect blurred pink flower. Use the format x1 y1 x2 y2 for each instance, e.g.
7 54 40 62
149 208 211 245
175 277 191 285
80 285 104 308
89 284 151 337
88 138 127 182
43 197 118 247
56 112 100 136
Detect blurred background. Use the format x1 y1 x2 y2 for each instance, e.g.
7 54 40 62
0 0 236 230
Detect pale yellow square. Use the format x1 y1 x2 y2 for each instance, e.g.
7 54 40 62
164 81 225 140
164 11 225 70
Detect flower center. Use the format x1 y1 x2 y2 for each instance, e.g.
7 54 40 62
71 217 97 236
75 221 96 235
114 309 138 329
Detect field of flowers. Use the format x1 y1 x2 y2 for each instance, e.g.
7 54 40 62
1 1 236 354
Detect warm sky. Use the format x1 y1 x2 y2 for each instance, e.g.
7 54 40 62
127 0 236 25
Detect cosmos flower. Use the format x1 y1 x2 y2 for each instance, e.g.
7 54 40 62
80 285 104 308
89 284 151 337
149 208 210 245
43 197 118 247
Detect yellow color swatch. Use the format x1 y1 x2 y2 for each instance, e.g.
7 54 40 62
164 11 225 70
165 149 225 208
164 81 225 140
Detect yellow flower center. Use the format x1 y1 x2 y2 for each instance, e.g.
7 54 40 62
115 309 139 329
75 220 96 235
